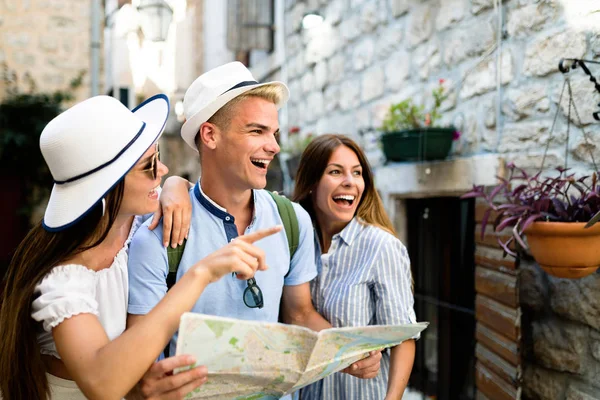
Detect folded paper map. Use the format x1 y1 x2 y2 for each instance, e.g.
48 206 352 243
175 313 428 399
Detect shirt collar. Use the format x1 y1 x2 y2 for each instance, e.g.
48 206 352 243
194 180 258 223
337 217 363 246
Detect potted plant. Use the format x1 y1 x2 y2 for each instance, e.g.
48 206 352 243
463 163 600 279
281 126 313 179
380 79 460 162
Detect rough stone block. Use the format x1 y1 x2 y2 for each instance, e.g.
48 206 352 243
374 22 404 60
352 38 375 71
460 49 513 99
498 120 552 153
523 30 587 77
339 14 362 42
306 90 324 122
287 79 301 104
443 17 496 65
314 61 328 90
566 386 600 400
556 74 600 126
519 260 547 311
290 2 307 34
361 66 385 103
502 84 550 121
414 40 441 80
406 3 434 48
327 53 346 83
471 0 494 15
436 0 467 31
301 71 315 93
304 24 339 65
360 1 385 33
339 80 361 110
522 365 567 400
324 84 340 112
507 2 558 38
390 0 410 17
325 0 345 26
549 273 600 331
384 50 410 91
287 34 302 57
592 33 600 57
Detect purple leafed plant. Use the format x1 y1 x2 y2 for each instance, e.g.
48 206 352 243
462 163 600 257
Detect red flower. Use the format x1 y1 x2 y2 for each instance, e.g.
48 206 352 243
439 78 445 85
289 126 300 134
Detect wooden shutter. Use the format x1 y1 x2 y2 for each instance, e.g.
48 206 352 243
227 0 274 52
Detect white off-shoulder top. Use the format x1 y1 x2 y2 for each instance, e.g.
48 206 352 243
31 216 144 359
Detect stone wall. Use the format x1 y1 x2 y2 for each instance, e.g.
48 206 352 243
283 0 600 173
282 1 600 399
520 259 600 399
0 0 94 102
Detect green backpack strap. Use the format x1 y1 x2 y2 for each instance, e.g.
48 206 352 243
166 239 187 290
268 191 300 266
166 192 298 289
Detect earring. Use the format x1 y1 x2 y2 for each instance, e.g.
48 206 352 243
309 190 313 194
101 198 106 217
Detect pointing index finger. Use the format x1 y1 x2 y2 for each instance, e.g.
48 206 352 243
238 225 282 243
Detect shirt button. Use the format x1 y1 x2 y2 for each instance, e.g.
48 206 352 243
225 216 231 221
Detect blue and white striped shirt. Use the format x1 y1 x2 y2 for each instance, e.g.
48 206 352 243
301 217 417 400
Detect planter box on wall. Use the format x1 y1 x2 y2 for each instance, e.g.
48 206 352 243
381 127 455 162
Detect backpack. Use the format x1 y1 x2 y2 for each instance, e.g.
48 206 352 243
166 191 299 290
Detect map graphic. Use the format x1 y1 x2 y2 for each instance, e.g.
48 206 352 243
175 313 428 399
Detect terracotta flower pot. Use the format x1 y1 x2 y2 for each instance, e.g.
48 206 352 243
524 221 600 279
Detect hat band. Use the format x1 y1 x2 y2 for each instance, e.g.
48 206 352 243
54 122 146 185
221 80 259 95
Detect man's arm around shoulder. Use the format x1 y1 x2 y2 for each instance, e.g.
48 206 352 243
127 221 169 327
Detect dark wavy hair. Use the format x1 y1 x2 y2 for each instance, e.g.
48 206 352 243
0 182 124 399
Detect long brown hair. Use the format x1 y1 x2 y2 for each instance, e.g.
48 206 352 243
0 182 124 399
292 134 396 245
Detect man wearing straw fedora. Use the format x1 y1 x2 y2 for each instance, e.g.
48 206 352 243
127 62 382 387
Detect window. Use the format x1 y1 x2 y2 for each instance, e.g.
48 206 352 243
227 0 275 56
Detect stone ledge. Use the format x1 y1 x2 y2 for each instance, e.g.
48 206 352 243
375 153 505 198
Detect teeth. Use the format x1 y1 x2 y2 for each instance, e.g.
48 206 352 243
333 195 355 201
251 159 270 166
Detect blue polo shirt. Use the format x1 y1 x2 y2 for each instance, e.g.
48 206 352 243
127 182 318 357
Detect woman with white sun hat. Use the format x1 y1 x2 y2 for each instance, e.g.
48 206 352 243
0 94 280 400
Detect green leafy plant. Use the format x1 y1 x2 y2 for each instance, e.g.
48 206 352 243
380 79 454 132
281 126 314 157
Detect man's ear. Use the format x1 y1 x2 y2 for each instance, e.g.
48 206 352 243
197 122 218 150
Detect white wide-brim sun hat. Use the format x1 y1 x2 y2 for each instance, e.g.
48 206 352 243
41 94 170 231
180 61 290 151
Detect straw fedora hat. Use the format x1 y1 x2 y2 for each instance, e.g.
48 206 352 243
41 94 169 231
180 61 289 151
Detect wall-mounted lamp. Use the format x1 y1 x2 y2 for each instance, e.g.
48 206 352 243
302 13 324 30
137 0 173 42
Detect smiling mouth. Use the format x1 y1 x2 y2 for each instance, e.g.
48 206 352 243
333 195 356 207
251 158 270 170
149 186 160 197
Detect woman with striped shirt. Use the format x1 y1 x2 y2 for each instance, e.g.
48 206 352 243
293 134 417 400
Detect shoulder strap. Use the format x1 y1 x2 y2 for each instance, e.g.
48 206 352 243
166 239 187 290
268 191 299 262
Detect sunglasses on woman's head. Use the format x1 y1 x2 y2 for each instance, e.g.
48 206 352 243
140 144 160 180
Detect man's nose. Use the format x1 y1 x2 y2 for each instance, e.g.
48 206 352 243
265 133 280 154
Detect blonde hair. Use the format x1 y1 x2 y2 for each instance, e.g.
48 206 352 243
207 84 285 130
